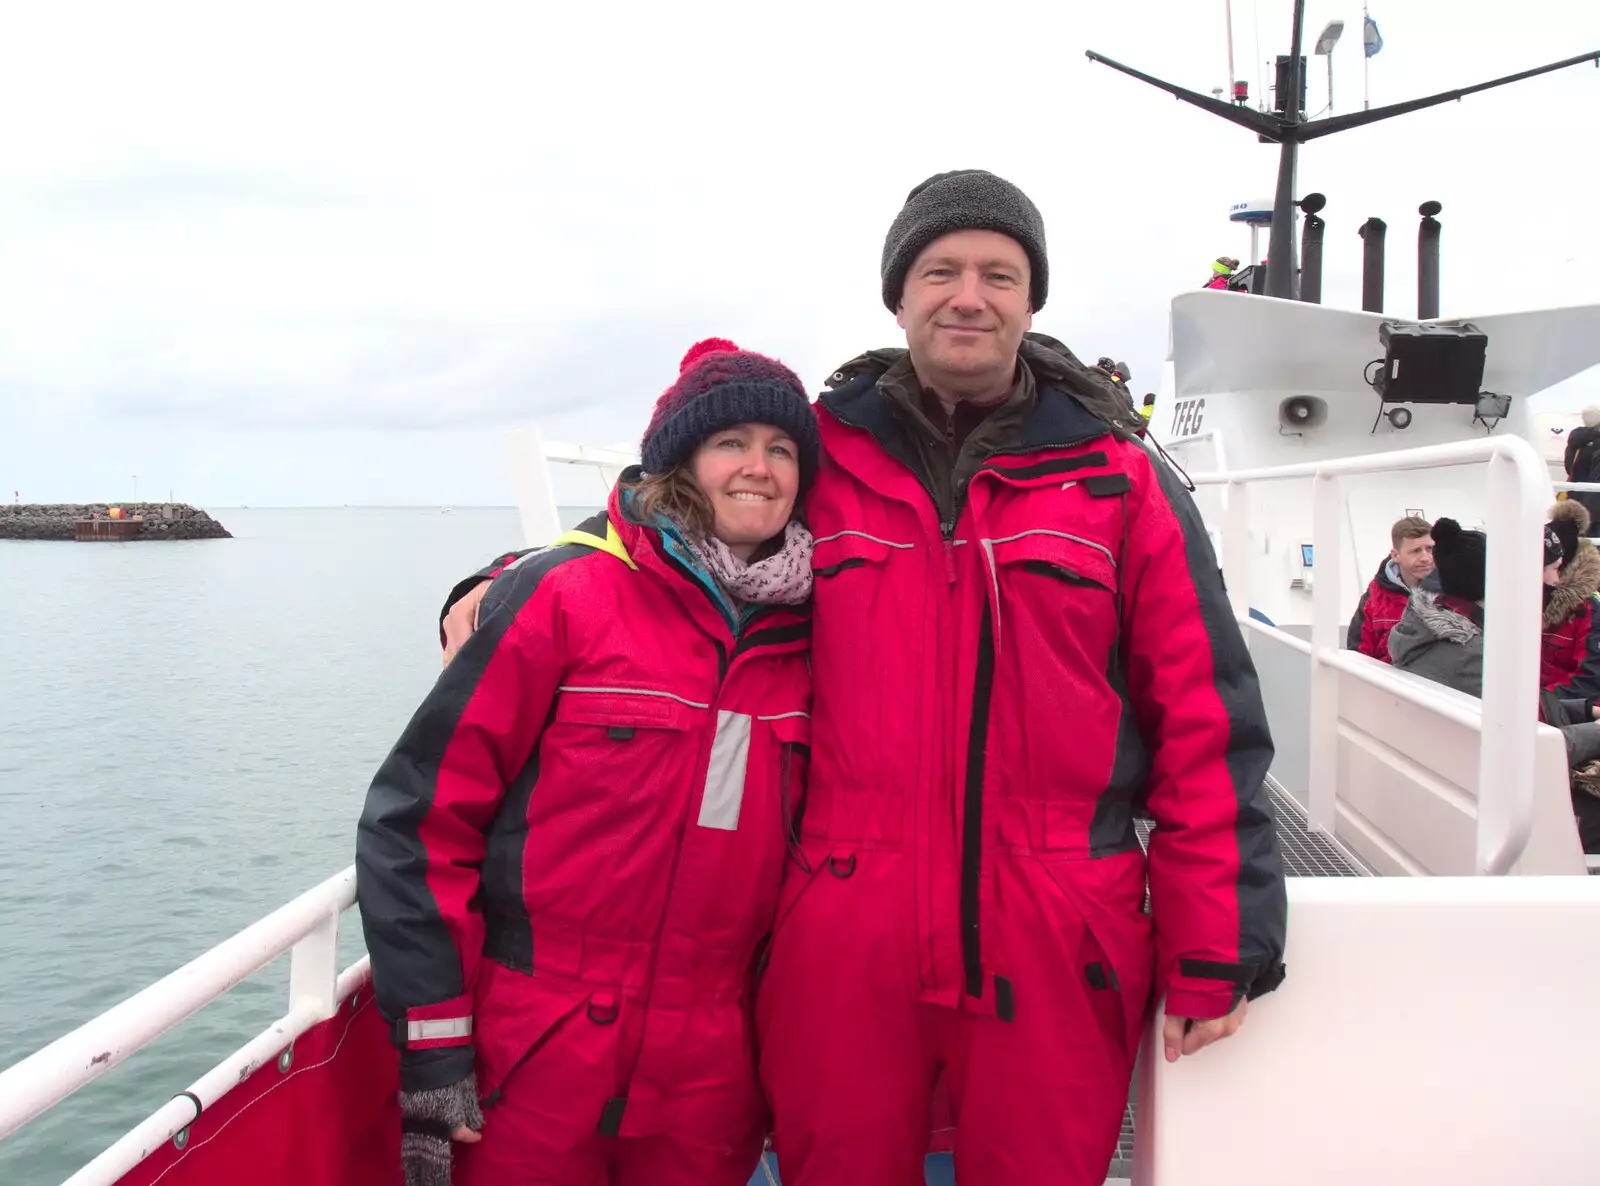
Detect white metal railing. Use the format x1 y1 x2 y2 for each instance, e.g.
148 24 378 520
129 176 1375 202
1189 435 1550 875
506 424 639 549
0 866 365 1186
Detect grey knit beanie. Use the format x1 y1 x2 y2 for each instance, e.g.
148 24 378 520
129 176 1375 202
880 169 1049 313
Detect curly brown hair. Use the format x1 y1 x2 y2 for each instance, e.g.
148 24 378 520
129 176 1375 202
626 468 717 539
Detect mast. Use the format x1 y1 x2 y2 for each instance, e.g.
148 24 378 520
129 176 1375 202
1225 0 1237 98
1263 0 1309 298
1363 2 1371 110
1085 0 1598 300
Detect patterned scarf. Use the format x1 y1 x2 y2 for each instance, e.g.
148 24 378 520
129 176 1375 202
687 521 814 607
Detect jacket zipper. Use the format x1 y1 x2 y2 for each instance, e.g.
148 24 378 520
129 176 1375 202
823 386 1112 1003
961 598 996 998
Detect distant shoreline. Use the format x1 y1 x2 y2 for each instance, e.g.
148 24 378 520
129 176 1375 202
0 503 232 541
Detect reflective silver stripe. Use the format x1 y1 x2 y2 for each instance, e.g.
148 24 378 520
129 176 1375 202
556 686 712 710
756 711 810 721
981 529 1116 567
698 711 752 831
981 539 1003 652
812 530 915 549
407 1017 472 1043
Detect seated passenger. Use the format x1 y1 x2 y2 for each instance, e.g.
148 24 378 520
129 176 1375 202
1389 518 1600 854
1540 499 1600 698
1347 515 1437 661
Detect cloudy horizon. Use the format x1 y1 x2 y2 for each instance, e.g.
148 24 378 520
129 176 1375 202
2 0 1597 508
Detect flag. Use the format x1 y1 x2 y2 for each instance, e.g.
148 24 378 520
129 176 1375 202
1364 15 1384 57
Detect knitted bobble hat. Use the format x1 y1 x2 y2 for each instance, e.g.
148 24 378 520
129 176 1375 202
1431 517 1488 602
639 339 819 489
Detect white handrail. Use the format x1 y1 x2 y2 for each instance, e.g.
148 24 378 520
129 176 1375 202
1188 435 1549 875
1553 481 1600 493
0 866 359 1142
59 960 372 1186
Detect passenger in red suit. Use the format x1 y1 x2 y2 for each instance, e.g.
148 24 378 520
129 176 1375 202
1347 515 1437 662
357 340 819 1186
439 171 1288 1186
1204 255 1241 289
1541 498 1600 698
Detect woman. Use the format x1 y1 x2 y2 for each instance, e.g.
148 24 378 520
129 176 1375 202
1540 498 1600 698
356 338 818 1186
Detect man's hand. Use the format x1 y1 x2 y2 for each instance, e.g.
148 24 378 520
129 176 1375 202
1162 996 1249 1063
442 580 491 668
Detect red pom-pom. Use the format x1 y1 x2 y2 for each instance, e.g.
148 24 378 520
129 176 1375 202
680 338 739 374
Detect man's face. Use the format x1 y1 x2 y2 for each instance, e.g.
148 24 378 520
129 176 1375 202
897 229 1032 392
1393 534 1435 586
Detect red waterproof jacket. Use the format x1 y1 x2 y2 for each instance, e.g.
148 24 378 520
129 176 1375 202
357 487 811 1138
791 371 1285 1026
1346 559 1427 662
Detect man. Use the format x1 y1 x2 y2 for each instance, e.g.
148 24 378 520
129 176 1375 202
1347 515 1437 662
439 170 1286 1186
1389 517 1600 854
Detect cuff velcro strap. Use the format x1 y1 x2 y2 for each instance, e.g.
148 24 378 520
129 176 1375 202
1179 957 1287 999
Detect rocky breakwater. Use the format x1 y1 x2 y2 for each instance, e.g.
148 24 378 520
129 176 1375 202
0 503 233 541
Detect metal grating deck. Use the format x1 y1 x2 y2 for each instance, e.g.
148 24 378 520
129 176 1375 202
1134 779 1367 878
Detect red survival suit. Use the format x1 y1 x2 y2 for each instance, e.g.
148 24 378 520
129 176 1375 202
754 359 1286 1186
358 489 811 1186
1542 528 1600 697
1346 558 1439 663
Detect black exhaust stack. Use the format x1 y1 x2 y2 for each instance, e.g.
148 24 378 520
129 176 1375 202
1359 217 1387 313
1417 200 1442 319
1298 192 1327 304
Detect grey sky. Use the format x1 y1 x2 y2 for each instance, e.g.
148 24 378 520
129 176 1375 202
2 0 1596 507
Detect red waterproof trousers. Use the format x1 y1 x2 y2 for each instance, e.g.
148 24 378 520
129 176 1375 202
757 846 1147 1186
455 956 766 1186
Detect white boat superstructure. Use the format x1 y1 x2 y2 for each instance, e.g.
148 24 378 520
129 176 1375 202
1153 292 1600 631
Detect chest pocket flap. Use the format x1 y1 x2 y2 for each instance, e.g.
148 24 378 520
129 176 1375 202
553 689 698 734
812 531 909 578
989 530 1118 595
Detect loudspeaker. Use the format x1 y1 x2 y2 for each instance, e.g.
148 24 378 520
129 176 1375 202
1280 395 1328 431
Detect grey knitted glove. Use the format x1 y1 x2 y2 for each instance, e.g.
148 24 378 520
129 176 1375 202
399 1073 484 1186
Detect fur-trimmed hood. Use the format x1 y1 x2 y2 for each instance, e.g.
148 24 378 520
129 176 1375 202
1544 537 1600 628
1387 589 1484 696
1402 590 1482 646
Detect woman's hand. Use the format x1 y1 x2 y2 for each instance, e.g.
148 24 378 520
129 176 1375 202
1161 996 1249 1063
442 580 491 668
399 1073 485 1186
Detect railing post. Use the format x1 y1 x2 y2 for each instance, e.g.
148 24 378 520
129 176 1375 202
1478 445 1544 874
1223 480 1252 623
1307 471 1344 835
288 907 341 1022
